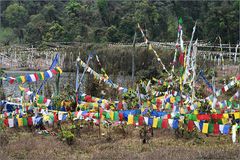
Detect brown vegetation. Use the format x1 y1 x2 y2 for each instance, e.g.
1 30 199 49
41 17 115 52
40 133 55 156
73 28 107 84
0 126 239 160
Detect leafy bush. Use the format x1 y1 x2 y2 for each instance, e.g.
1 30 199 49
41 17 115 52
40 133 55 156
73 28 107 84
0 28 15 45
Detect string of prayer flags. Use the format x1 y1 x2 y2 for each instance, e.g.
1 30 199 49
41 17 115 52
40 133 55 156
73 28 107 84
206 75 240 102
137 23 170 75
77 59 127 92
35 95 51 106
16 76 26 84
1 67 62 84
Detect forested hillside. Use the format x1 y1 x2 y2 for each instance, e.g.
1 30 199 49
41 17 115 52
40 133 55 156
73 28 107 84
0 0 239 45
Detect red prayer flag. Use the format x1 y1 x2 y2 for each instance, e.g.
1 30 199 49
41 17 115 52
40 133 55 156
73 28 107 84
162 119 168 129
197 114 210 121
9 78 15 84
119 112 123 121
100 108 103 118
4 118 9 127
188 120 194 132
85 95 92 102
213 123 219 135
34 73 39 81
51 69 58 75
221 87 225 93
54 113 58 122
138 116 144 126
236 74 240 80
118 102 123 110
43 98 47 103
217 114 223 119
167 114 171 119
27 117 33 126
179 52 185 66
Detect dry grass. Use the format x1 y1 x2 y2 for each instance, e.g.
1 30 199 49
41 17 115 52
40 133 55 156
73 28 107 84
0 126 240 160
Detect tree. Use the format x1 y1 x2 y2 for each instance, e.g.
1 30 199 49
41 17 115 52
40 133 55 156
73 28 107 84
3 3 28 42
44 22 64 42
40 4 59 22
106 25 120 42
26 13 48 44
0 27 15 45
97 0 109 26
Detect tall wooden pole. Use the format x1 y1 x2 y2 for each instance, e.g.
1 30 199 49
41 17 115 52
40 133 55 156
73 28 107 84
98 103 101 137
131 31 136 87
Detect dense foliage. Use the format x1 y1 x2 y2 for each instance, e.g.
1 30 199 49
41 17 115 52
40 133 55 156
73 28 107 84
0 0 239 45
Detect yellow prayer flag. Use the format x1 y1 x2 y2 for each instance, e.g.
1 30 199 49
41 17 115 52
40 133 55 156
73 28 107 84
234 112 240 119
222 118 228 124
152 117 158 128
194 110 198 115
40 72 45 80
43 115 49 122
127 114 134 125
223 113 229 119
110 111 114 121
152 104 157 110
56 67 63 74
20 76 26 83
18 118 23 127
202 123 209 134
19 86 25 91
170 97 175 103
180 107 185 114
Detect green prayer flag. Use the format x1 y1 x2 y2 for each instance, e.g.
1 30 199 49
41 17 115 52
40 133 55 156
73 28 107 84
208 123 214 133
16 76 22 83
23 117 28 126
94 113 100 119
105 112 110 119
134 115 139 123
218 119 223 124
49 113 54 122
37 96 44 104
189 114 197 121
178 17 183 25
184 119 188 125
37 72 43 80
158 118 163 128
176 96 181 102
151 98 156 104
227 100 232 107
114 111 119 121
